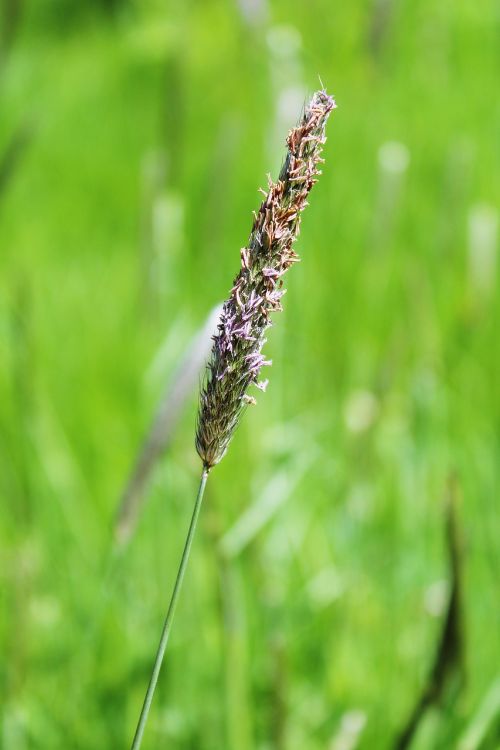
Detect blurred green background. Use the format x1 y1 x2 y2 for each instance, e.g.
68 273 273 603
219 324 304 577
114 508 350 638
1 0 499 748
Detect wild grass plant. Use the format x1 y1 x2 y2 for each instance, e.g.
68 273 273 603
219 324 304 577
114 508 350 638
130 89 335 749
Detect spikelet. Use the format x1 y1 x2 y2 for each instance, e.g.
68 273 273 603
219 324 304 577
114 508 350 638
196 89 336 469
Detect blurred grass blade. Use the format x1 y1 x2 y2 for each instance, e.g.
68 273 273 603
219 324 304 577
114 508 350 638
394 474 465 749
33 400 96 561
207 498 254 749
329 710 366 750
114 303 222 546
219 451 315 559
467 203 498 304
368 0 395 58
266 24 305 164
0 119 33 200
458 678 500 750
372 140 410 249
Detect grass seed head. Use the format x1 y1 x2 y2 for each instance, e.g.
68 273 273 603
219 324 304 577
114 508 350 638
196 89 336 469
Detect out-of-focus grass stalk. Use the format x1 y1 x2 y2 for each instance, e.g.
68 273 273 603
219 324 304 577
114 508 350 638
394 474 465 750
467 203 498 307
458 678 500 750
0 120 33 198
206 493 253 750
372 140 410 251
221 563 253 750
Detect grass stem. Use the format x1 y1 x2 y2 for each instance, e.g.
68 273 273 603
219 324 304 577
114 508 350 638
130 467 209 750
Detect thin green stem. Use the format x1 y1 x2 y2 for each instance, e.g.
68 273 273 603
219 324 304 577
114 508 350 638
130 467 210 750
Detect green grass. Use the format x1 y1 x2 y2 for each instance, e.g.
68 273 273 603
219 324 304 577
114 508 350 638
1 1 499 748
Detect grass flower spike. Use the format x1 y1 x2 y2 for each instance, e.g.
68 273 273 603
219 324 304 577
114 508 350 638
130 89 335 750
196 89 336 468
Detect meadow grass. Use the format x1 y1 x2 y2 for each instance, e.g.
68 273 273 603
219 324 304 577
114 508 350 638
0 1 499 748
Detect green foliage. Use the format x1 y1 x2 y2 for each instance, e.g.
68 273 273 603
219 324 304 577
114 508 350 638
0 1 499 748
